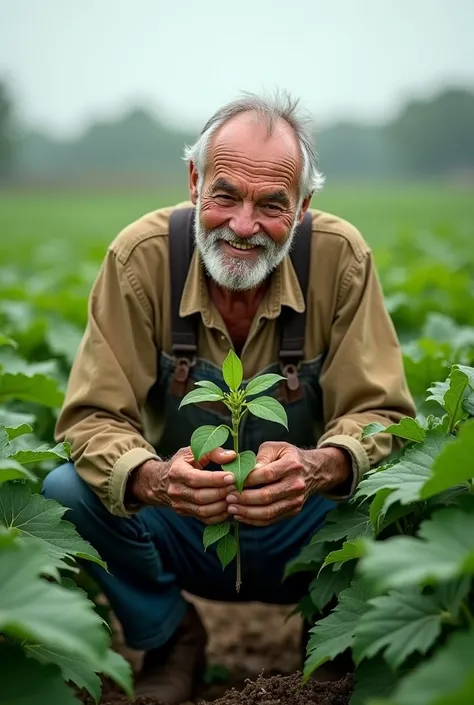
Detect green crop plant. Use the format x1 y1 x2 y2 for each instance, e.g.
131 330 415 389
179 349 288 592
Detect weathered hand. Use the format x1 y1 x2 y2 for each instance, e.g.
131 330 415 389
129 447 237 524
225 441 352 527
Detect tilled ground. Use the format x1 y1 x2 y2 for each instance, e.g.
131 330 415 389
80 596 353 705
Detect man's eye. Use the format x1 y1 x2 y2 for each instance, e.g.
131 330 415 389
215 194 234 201
263 204 283 212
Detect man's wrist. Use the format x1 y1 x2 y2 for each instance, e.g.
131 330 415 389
301 446 353 497
124 458 171 507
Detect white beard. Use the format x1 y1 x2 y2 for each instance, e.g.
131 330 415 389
193 193 300 291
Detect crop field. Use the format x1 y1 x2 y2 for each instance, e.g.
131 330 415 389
1 182 474 705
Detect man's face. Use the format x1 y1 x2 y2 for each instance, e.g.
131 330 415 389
190 113 308 291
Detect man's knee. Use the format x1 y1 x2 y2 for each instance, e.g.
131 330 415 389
42 461 92 513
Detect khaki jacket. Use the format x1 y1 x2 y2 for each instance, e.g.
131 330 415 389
55 201 416 515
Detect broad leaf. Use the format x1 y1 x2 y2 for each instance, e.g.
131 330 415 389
350 656 401 705
387 626 474 705
0 425 10 456
0 370 64 407
194 380 224 396
244 373 285 397
27 644 101 703
304 580 371 681
222 349 243 392
309 561 354 611
5 422 33 440
0 408 36 429
0 333 18 348
0 643 81 705
442 367 470 430
310 503 372 545
100 648 134 698
0 524 19 547
203 521 230 550
322 540 366 570
224 450 256 492
178 387 224 408
217 533 237 568
246 396 288 429
353 588 443 668
358 508 474 592
0 457 38 483
420 420 474 499
0 483 106 572
356 433 453 518
0 544 109 663
362 417 426 443
283 541 327 579
9 442 70 465
435 576 471 618
190 425 230 461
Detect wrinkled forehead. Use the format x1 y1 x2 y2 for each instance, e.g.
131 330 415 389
206 112 302 194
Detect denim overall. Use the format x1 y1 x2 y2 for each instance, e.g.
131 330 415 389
43 209 335 651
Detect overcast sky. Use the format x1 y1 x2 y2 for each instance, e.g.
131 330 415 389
1 0 473 138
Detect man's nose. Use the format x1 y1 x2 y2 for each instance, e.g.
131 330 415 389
228 203 260 238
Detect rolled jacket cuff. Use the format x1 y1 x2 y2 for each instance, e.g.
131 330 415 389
317 434 370 500
108 447 160 516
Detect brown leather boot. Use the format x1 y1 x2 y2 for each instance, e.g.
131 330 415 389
134 602 208 703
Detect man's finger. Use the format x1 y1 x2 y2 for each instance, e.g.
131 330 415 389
180 484 236 505
244 458 298 486
199 447 237 467
227 496 303 521
172 463 235 488
226 476 304 506
174 499 229 519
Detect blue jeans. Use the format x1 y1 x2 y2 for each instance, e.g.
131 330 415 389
43 462 334 651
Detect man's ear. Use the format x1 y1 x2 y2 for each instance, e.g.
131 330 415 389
297 194 312 223
189 161 199 204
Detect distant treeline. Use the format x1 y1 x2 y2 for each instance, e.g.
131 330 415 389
1 85 474 185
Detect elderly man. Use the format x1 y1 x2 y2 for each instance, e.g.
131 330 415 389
43 92 415 703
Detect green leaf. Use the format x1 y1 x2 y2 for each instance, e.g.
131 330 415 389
190 425 230 461
309 561 355 611
283 541 327 579
362 417 426 443
0 544 109 663
222 349 243 392
435 576 471 617
353 588 443 669
0 425 10 457
358 507 474 592
355 432 453 517
310 503 372 545
0 483 106 573
27 644 101 704
217 533 238 568
194 380 225 396
0 370 64 407
350 657 401 705
388 626 474 705
0 524 19 547
0 408 36 430
244 373 285 397
322 540 366 569
442 367 471 429
420 420 474 499
0 333 18 348
4 422 33 440
0 457 38 483
100 648 134 698
10 442 71 465
224 450 256 492
304 580 371 681
178 387 224 408
246 396 288 429
0 643 81 705
203 522 231 550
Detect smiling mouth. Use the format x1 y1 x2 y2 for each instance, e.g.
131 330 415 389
227 241 258 251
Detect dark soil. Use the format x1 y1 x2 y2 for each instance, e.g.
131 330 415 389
79 597 353 705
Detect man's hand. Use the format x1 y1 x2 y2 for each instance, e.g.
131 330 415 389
225 441 352 527
126 447 237 524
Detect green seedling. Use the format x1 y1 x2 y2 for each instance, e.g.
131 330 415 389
179 349 288 591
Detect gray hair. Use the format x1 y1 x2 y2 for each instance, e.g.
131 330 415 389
183 90 325 197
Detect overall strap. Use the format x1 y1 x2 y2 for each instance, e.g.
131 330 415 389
168 206 197 385
279 210 313 390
